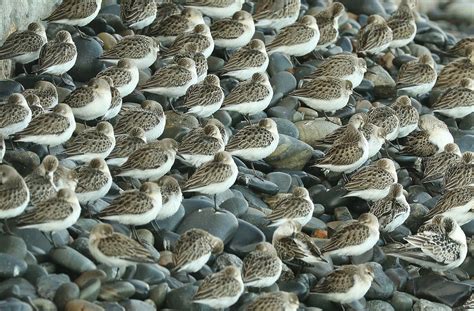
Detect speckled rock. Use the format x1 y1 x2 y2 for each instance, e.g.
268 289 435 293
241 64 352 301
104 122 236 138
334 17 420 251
265 134 313 170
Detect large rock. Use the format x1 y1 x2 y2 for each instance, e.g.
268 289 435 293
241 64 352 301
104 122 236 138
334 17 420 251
265 134 313 170
295 119 341 148
0 0 61 79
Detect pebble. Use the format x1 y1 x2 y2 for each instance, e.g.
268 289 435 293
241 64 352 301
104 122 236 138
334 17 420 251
267 106 296 120
267 53 292 76
69 36 105 82
295 119 341 148
0 80 24 99
270 71 297 95
412 299 451 311
390 291 414 311
266 172 292 193
407 274 471 307
49 247 97 274
66 299 105 311
0 298 33 311
364 65 396 98
99 281 136 301
37 274 70 300
78 277 101 301
0 235 26 259
265 134 313 170
54 282 80 310
227 219 266 257
0 254 27 278
176 208 239 243
220 197 249 217
165 284 198 310
366 263 396 300
270 118 299 138
367 300 395 311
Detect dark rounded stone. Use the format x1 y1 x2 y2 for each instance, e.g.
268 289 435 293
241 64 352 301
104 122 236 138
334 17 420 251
220 197 249 217
176 209 239 244
165 284 198 310
266 172 292 193
0 80 24 100
268 53 293 76
49 246 97 274
227 219 266 257
149 282 168 309
78 277 101 301
407 274 471 307
37 274 70 300
69 36 105 82
270 71 297 95
154 205 185 231
265 134 313 170
23 265 48 287
366 262 395 300
0 298 32 311
336 36 353 52
0 235 27 259
129 279 150 300
0 254 27 278
99 281 135 301
54 282 80 310
271 117 299 138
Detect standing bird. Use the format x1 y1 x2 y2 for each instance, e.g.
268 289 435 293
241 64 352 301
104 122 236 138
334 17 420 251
16 188 81 245
357 14 393 54
211 10 255 50
242 242 282 288
226 118 279 167
114 100 165 141
267 15 320 58
117 139 178 181
162 24 214 59
387 215 467 272
146 8 204 46
246 291 299 311
253 0 301 32
314 123 369 174
443 152 473 191
65 122 116 163
155 176 183 222
139 58 197 99
172 228 224 273
43 0 102 29
173 43 208 82
267 187 314 227
25 94 45 120
106 127 147 167
100 76 122 121
192 265 244 309
425 186 474 226
183 0 245 19
311 264 376 306
432 78 474 119
0 94 32 138
221 39 269 81
64 77 112 121
422 143 461 183
99 35 160 69
182 74 224 118
0 22 47 71
15 104 76 150
73 158 113 207
22 81 59 110
120 0 157 30
435 45 474 90
96 59 140 97
0 165 30 233
313 2 346 51
402 114 454 157
387 0 417 49
344 158 398 201
24 155 59 206
396 54 437 97
272 221 326 266
178 124 225 168
305 54 367 88
0 135 4 164
390 95 419 138
34 30 77 76
290 77 353 115
182 151 238 209
88 223 158 271
97 182 162 235
221 72 273 117
321 213 380 257
370 183 410 233
368 104 400 141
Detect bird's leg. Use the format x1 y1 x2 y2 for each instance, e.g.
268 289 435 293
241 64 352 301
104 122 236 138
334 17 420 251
131 225 140 241
22 64 28 75
312 50 324 60
151 219 161 235
342 173 349 183
75 26 90 39
291 56 301 66
250 162 265 181
243 114 251 125
213 194 219 211
3 219 13 235
323 112 340 126
169 98 179 113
